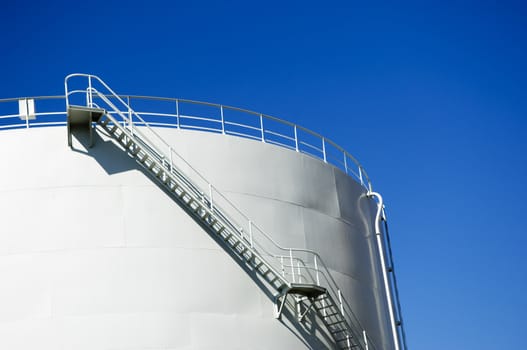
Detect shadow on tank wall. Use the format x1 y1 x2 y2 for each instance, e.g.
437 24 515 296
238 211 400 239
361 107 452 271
70 126 336 349
70 126 142 175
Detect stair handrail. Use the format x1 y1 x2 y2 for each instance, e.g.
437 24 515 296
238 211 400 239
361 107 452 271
95 87 375 348
88 99 295 294
65 73 375 349
91 93 377 350
90 94 291 268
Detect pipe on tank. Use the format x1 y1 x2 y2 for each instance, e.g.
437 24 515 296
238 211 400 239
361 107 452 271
368 191 400 350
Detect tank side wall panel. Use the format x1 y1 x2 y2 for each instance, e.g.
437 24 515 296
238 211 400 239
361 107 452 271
0 127 394 349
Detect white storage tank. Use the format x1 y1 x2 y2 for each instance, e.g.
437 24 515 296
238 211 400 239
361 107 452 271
0 74 405 350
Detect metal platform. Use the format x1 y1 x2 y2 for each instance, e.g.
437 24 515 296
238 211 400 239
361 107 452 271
67 105 105 148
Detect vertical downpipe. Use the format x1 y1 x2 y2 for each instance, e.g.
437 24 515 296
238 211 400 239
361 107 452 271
369 191 400 350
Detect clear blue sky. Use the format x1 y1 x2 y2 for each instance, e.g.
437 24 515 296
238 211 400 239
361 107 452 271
2 1 526 349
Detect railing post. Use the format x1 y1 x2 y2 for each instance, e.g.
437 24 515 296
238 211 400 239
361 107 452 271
209 183 213 210
248 220 253 247
294 125 299 152
280 256 285 277
363 330 369 350
359 166 364 187
176 99 180 129
343 153 348 174
322 137 327 163
220 105 225 134
289 249 295 283
87 75 93 107
314 255 320 285
338 289 344 315
168 147 173 172
297 261 302 283
25 99 29 129
127 96 133 136
259 114 265 142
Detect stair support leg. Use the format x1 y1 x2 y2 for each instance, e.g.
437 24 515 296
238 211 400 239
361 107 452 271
274 290 288 319
297 297 315 322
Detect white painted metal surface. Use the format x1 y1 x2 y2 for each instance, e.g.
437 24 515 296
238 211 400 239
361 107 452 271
0 91 371 191
0 74 407 349
0 125 395 349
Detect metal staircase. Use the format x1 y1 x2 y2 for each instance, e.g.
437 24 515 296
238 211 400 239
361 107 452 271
65 73 376 350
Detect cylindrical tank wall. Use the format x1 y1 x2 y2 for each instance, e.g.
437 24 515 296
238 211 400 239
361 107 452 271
0 126 394 349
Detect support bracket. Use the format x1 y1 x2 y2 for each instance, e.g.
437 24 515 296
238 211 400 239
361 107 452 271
67 105 105 148
297 296 315 322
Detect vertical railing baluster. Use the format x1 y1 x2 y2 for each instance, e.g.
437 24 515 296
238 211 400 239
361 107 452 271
87 75 93 107
322 137 327 163
290 249 295 283
297 261 301 283
169 147 173 172
359 166 364 187
220 105 225 134
338 289 344 315
344 153 348 174
209 183 213 210
25 99 29 129
294 125 299 151
127 96 133 136
314 255 320 285
176 99 180 129
260 114 265 142
249 220 253 247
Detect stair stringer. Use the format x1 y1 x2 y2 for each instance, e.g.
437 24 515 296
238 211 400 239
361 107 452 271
97 114 366 350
